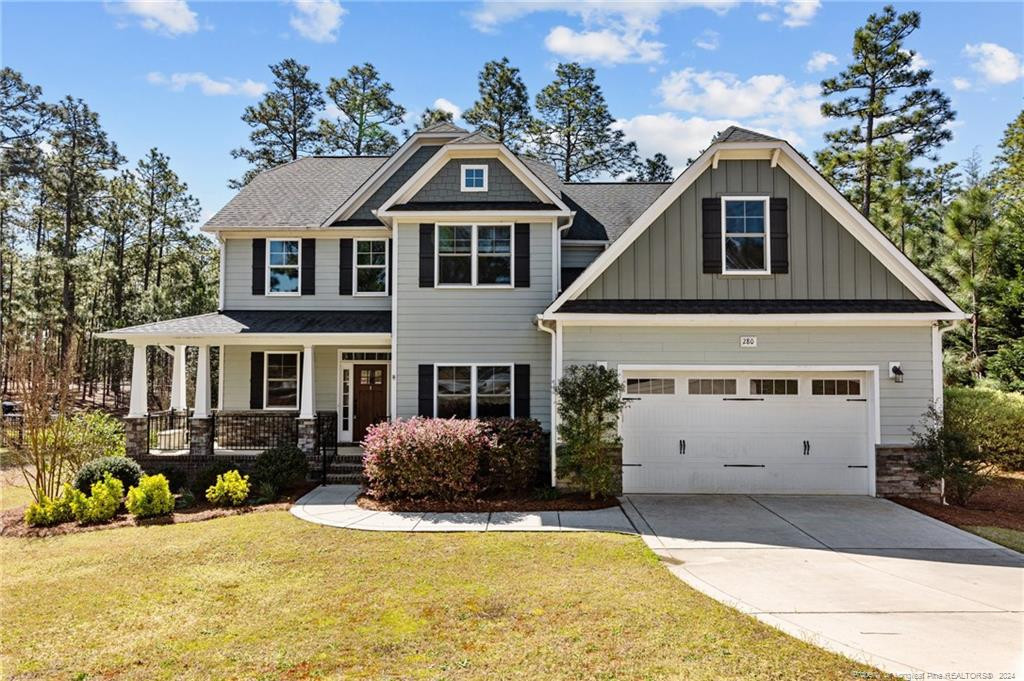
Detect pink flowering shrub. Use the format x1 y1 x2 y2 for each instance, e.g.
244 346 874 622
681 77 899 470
363 418 491 500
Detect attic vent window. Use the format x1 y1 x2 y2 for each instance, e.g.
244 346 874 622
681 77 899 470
461 164 488 192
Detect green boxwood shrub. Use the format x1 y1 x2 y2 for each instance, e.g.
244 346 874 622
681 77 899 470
70 472 124 524
74 456 142 494
480 418 543 496
206 470 250 507
944 387 1024 470
125 474 175 518
251 443 309 497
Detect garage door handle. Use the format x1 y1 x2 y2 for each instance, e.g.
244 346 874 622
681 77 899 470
803 440 810 456
679 439 685 456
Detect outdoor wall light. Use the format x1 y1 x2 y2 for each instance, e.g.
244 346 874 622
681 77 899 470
889 362 904 383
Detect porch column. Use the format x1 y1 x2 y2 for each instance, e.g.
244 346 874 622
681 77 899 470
299 345 315 419
128 344 148 418
169 344 188 411
194 345 211 419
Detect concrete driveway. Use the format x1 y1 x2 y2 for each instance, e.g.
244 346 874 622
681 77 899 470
622 495 1024 677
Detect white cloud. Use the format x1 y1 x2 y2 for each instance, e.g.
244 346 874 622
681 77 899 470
805 51 836 73
544 24 664 64
756 11 774 21
433 98 462 119
781 0 820 27
107 0 198 35
694 29 719 51
908 51 929 70
964 42 1024 84
290 0 346 43
952 77 972 91
147 71 266 97
658 67 823 129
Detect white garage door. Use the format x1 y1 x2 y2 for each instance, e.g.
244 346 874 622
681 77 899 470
621 371 871 494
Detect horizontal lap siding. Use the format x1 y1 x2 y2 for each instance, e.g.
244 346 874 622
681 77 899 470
579 160 916 302
561 325 933 445
221 345 341 412
222 238 392 311
395 222 553 429
560 244 605 268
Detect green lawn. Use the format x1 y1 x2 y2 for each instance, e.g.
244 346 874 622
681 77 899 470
0 512 880 680
966 525 1024 553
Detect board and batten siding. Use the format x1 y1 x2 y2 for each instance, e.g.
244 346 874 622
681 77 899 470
411 158 538 203
580 160 916 301
222 238 391 311
394 221 553 429
561 325 934 445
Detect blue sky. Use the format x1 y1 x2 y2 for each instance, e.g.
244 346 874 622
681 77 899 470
5 1 1023 222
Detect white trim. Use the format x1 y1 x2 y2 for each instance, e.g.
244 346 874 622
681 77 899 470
337 358 353 442
217 237 225 310
266 237 301 296
263 351 301 410
544 313 962 326
390 224 399 421
770 148 780 168
460 164 488 192
352 237 389 296
299 345 315 419
98 332 392 345
217 344 224 410
720 195 771 275
194 345 211 419
432 363 515 419
434 223 514 288
128 344 148 418
544 140 964 316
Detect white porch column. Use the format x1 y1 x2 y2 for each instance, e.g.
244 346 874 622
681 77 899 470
128 344 148 418
169 344 188 411
194 345 211 419
300 345 315 419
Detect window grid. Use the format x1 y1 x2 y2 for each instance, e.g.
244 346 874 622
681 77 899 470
687 378 737 395
267 239 300 294
354 239 387 294
626 378 675 395
461 165 487 191
812 379 861 396
750 378 799 396
265 352 299 409
722 197 769 273
436 224 513 287
341 352 391 361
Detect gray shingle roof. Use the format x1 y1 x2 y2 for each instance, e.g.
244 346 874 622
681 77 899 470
419 121 468 134
101 310 391 337
714 126 781 144
451 131 498 145
561 182 671 241
204 156 386 229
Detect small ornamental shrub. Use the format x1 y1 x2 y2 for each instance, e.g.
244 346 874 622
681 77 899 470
944 387 1024 470
175 487 196 510
252 443 308 496
74 455 142 494
555 364 628 499
70 472 124 524
191 459 237 496
252 481 278 505
70 411 126 461
125 474 175 518
206 470 250 507
480 418 543 496
23 484 78 527
363 418 488 501
912 403 994 506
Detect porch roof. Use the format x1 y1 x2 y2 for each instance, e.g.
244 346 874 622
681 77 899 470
98 309 391 343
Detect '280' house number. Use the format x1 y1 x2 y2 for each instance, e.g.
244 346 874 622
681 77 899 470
740 336 758 348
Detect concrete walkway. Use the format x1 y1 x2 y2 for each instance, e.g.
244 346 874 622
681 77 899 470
290 485 636 533
623 494 1024 678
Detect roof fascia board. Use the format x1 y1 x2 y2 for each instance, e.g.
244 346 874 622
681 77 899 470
97 332 392 344
379 210 570 220
541 313 964 326
206 227 391 237
378 144 571 214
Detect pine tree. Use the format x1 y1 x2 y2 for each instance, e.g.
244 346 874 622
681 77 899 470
463 57 532 150
135 149 199 291
320 63 405 156
416 107 454 130
627 153 674 182
816 5 955 217
992 111 1024 207
532 62 638 182
230 58 324 187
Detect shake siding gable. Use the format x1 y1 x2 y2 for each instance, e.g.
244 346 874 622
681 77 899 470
578 160 917 302
411 158 539 203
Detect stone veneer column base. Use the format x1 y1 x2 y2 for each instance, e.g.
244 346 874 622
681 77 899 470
297 418 318 458
876 446 940 500
123 417 149 459
189 418 214 457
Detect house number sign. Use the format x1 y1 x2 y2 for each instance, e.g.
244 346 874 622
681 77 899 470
740 336 758 348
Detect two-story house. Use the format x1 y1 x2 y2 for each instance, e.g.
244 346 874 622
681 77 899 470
101 122 965 496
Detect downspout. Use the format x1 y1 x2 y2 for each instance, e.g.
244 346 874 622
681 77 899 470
536 316 558 487
555 212 576 294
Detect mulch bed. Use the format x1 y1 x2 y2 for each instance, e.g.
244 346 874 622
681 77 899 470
0 482 316 539
892 473 1024 532
356 493 619 513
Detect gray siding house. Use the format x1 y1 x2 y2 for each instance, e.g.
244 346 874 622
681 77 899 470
102 123 965 495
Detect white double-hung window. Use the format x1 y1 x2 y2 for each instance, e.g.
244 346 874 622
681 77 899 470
354 238 388 295
722 197 770 274
436 224 512 287
267 238 301 294
435 364 513 418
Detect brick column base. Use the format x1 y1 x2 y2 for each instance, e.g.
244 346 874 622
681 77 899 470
555 445 623 496
297 418 317 458
876 446 940 500
124 417 149 459
189 418 214 457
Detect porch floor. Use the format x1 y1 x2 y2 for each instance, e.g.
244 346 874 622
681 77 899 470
290 485 636 533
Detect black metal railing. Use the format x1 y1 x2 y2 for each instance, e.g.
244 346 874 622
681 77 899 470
316 410 338 484
147 410 191 451
213 411 299 450
1 413 23 449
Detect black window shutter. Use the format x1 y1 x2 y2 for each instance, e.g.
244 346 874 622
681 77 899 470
418 364 434 416
249 352 264 409
701 198 722 274
339 239 353 295
387 238 393 295
514 223 530 288
770 198 789 274
419 224 434 287
301 239 316 295
514 364 530 418
251 238 266 295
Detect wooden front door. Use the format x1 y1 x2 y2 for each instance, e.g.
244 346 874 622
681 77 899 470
353 364 387 443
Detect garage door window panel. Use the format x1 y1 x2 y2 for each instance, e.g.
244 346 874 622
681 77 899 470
812 378 861 396
626 378 675 395
688 378 737 395
750 378 799 396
